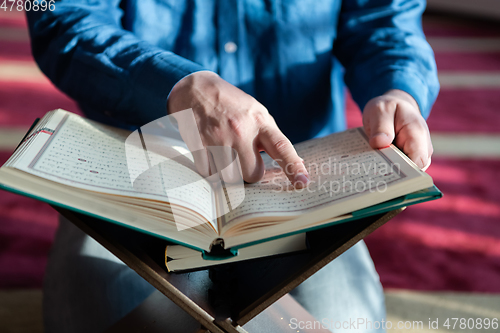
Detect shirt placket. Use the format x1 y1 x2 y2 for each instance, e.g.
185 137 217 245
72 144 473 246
217 0 240 85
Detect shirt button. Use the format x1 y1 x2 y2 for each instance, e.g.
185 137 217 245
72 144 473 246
224 41 238 53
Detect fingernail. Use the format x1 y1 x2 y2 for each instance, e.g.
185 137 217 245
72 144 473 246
371 132 389 139
294 173 309 188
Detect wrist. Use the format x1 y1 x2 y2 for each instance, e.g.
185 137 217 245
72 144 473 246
384 89 420 112
167 71 219 114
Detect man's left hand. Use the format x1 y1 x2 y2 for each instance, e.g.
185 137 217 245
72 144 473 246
362 89 433 170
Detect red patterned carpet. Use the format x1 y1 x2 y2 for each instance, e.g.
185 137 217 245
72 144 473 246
0 11 499 292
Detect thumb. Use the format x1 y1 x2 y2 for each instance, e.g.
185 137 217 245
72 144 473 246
364 102 396 149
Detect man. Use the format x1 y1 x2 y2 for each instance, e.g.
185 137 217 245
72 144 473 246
26 0 439 332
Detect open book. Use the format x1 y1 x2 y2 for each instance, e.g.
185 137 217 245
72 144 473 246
0 110 441 265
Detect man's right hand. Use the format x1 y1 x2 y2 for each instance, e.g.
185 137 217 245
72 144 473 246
167 71 309 188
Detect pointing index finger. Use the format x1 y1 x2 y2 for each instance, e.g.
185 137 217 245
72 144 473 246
258 125 309 188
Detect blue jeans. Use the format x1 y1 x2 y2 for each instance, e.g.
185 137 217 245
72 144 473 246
43 216 386 332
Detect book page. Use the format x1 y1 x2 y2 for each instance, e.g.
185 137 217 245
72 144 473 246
222 128 414 227
10 110 216 225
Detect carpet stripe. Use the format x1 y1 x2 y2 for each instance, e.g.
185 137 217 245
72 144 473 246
439 72 500 88
0 26 29 42
387 290 500 320
427 90 500 133
419 193 500 220
0 62 45 82
0 127 27 150
427 0 500 21
377 220 500 257
434 53 500 71
429 37 500 52
423 14 500 38
0 81 82 127
0 10 27 29
386 290 500 333
0 10 25 19
431 133 500 157
0 41 33 62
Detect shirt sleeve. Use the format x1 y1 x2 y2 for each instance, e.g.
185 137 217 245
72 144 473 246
334 0 440 119
25 0 206 126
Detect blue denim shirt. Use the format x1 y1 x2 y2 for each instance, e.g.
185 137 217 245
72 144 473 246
26 0 439 143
